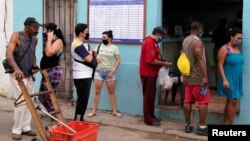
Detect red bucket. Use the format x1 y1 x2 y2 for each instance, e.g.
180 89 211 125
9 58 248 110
49 121 99 141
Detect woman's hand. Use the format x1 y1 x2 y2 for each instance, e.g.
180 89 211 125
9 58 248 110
223 79 230 89
47 31 57 42
107 70 115 78
96 55 102 63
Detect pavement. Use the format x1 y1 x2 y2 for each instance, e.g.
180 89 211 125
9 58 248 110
0 95 207 141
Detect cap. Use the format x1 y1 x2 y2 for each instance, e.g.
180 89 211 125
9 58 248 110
24 17 42 26
153 26 166 36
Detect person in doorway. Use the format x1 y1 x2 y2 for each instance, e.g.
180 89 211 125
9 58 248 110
71 23 94 121
6 17 41 140
87 30 122 118
217 28 243 125
212 18 230 65
229 10 242 30
139 26 172 126
38 23 65 129
182 21 211 135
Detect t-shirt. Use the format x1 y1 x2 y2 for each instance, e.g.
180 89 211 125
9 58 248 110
139 37 161 77
71 38 93 79
95 43 120 71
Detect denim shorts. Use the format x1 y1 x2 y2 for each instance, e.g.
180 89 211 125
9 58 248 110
94 70 116 81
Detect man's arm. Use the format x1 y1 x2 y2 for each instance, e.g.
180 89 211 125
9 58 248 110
6 32 24 80
147 59 172 68
32 36 38 68
6 32 19 70
193 40 208 85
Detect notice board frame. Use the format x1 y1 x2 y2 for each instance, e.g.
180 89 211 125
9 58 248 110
87 0 146 44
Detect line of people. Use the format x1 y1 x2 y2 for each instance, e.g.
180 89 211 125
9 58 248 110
5 17 122 140
5 17 243 140
139 21 243 137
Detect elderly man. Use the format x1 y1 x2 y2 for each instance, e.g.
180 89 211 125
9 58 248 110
6 17 41 140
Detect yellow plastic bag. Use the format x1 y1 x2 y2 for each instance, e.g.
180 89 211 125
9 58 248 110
177 53 190 76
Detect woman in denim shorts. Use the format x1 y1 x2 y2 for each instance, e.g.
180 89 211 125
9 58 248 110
87 30 122 118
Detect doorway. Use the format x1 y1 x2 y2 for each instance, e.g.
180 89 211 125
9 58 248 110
161 0 243 113
43 0 76 98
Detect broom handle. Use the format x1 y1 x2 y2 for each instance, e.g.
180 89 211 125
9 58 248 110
36 106 77 134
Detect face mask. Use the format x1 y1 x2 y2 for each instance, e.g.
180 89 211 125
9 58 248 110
158 37 162 43
234 40 241 47
85 33 89 40
103 39 109 45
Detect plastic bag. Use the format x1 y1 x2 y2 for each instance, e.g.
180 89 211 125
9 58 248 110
158 67 173 90
2 59 14 74
177 53 190 76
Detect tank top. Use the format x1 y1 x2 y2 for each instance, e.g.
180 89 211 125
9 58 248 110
182 35 206 85
217 45 244 99
13 32 36 77
40 39 61 70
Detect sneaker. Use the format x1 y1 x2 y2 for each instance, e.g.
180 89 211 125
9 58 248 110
12 133 22 140
22 130 37 136
184 125 193 133
196 126 208 136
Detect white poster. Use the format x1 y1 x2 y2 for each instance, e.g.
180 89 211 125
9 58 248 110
89 0 145 43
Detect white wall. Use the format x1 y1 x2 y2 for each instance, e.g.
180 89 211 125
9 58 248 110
0 0 13 97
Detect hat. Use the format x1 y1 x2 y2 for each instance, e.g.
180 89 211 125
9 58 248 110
24 17 42 26
153 26 166 36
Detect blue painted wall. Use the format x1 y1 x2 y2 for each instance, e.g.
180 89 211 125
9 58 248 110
74 0 163 115
238 0 250 124
13 0 43 93
13 0 250 119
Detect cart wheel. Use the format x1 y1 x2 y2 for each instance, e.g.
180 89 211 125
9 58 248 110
31 136 42 141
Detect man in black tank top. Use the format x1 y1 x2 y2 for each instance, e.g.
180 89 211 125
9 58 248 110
5 17 41 140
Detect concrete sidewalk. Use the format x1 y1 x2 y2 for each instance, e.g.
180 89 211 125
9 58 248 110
0 95 207 141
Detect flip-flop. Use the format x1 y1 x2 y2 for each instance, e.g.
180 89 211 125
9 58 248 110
86 112 96 118
112 112 123 118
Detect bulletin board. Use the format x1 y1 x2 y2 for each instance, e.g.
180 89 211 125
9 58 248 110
88 0 146 44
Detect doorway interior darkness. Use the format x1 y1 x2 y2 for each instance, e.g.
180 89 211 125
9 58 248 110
160 0 243 113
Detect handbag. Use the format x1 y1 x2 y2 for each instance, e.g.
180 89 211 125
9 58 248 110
73 43 101 69
2 59 14 73
177 37 199 76
177 52 190 76
73 43 101 79
2 38 32 74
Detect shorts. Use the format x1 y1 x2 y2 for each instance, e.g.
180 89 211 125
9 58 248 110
184 83 211 105
94 70 115 81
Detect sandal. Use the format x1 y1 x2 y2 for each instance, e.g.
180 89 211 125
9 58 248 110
112 112 123 118
86 112 96 118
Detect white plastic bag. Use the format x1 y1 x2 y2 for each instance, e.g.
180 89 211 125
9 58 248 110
158 67 173 90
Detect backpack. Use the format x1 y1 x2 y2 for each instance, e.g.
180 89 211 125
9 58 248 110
177 52 190 76
177 37 199 76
